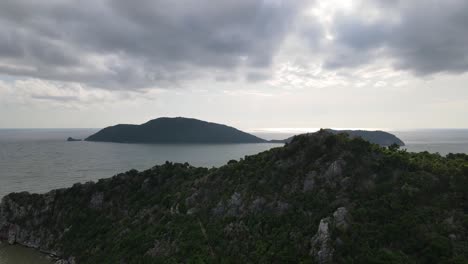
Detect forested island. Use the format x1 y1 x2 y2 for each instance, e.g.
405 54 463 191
1 130 467 263
85 117 405 147
85 117 266 143
271 129 405 146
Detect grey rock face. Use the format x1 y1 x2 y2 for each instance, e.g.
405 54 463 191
323 160 345 181
310 217 334 264
310 207 351 263
303 171 317 192
185 190 200 208
55 258 76 264
7 224 17 244
228 192 242 208
333 207 351 232
226 192 243 217
212 201 225 216
186 208 198 215
0 194 62 255
249 197 266 213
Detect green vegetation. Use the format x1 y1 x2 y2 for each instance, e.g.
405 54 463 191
273 129 405 146
1 130 467 263
85 117 266 143
325 129 405 146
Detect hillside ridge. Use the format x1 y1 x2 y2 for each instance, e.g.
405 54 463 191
1 130 467 264
271 129 405 146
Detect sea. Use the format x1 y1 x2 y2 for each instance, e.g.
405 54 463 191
0 128 467 263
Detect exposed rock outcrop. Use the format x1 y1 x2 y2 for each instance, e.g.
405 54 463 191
55 257 76 264
333 207 351 232
310 217 334 264
303 171 317 192
0 193 61 254
310 207 352 263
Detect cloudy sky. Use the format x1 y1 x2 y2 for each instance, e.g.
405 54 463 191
1 0 468 131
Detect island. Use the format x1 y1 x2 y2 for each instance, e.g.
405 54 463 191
66 137 82 142
85 117 405 147
1 130 466 263
271 129 405 146
85 117 267 143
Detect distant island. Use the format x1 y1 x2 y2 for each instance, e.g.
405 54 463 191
66 137 82 142
271 129 405 146
85 117 267 143
86 117 405 146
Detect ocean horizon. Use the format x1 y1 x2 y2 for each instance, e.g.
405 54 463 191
0 128 467 199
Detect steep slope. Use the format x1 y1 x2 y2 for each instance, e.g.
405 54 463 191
272 129 405 146
1 131 467 264
85 117 266 143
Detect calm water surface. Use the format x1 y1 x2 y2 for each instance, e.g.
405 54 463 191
392 129 468 154
0 129 281 198
0 244 52 264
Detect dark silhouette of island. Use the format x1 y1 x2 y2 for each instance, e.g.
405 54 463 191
85 117 267 143
67 137 82 142
271 129 405 146
85 117 404 146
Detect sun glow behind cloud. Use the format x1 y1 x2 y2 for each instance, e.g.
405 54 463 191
1 0 468 129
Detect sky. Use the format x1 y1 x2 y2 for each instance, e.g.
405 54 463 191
1 0 468 131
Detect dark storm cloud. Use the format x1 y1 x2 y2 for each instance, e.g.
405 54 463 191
323 0 468 75
0 0 306 89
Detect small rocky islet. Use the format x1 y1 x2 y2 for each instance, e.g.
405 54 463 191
66 137 82 142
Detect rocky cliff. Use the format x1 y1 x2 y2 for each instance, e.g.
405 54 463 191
1 130 467 263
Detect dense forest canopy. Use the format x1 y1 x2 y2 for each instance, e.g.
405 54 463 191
1 130 467 263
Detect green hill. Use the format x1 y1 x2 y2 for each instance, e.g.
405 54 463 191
86 117 266 143
1 130 467 264
272 129 405 146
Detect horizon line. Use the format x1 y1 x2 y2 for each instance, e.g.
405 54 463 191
1 127 468 132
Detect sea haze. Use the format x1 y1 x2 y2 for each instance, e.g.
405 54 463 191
0 128 467 198
256 129 468 155
392 129 468 155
